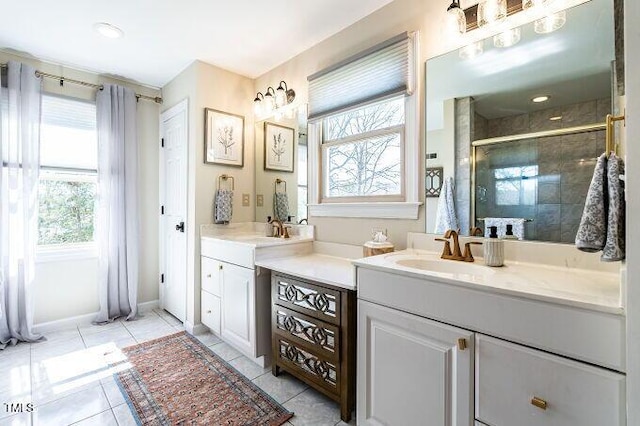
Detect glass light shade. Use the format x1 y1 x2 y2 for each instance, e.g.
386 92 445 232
493 27 521 48
478 0 507 28
534 10 567 34
264 94 275 113
459 41 484 59
275 88 287 107
253 99 262 116
445 3 467 36
522 0 553 10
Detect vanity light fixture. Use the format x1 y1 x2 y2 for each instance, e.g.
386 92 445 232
493 27 521 48
459 41 484 59
532 95 550 103
522 0 554 10
253 81 296 119
93 22 124 39
477 0 507 28
446 0 467 36
534 10 567 34
275 81 296 108
253 92 264 115
264 87 276 114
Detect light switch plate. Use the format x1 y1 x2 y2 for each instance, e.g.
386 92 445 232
242 194 250 207
256 194 264 207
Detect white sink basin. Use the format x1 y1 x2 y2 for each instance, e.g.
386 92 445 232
395 257 495 277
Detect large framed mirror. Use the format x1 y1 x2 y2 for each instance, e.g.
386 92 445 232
425 0 621 243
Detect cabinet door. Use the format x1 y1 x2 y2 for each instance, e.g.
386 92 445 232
201 290 221 335
220 262 255 355
357 300 474 426
201 256 221 296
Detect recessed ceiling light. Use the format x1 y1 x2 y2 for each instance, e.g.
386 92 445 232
532 95 550 103
549 115 562 121
94 22 124 39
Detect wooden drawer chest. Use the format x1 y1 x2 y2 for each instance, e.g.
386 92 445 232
271 272 356 422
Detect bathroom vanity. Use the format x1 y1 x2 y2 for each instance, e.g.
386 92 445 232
355 233 624 426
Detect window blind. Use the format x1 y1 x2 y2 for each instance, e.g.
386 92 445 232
307 32 414 121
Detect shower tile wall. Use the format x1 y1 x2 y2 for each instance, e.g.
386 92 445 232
474 98 610 243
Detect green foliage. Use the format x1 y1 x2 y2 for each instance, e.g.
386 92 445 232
38 179 96 245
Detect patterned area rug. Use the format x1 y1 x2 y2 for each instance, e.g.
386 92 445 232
113 331 293 425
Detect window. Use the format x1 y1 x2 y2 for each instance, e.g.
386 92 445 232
494 165 538 206
306 32 421 219
38 95 97 247
298 144 308 220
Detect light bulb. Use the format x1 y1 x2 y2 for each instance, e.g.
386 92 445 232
478 0 506 28
459 41 484 60
275 88 287 107
494 27 521 48
445 1 467 36
534 10 566 34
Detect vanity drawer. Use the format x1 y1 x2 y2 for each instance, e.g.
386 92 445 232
201 290 221 335
274 305 340 362
201 256 221 296
475 334 625 426
272 273 341 326
275 335 340 396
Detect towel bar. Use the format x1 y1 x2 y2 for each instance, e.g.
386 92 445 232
605 113 625 157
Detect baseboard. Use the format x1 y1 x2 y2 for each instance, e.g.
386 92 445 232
184 321 208 335
33 299 160 333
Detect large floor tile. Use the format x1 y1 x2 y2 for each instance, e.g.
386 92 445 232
100 377 126 408
0 342 31 356
129 327 177 344
111 404 137 426
251 371 308 404
82 328 133 349
228 356 270 380
0 359 31 401
0 412 31 426
194 332 221 347
208 342 242 362
70 409 117 426
30 338 85 363
32 385 110 426
152 309 182 326
284 388 342 426
78 321 125 337
39 328 82 345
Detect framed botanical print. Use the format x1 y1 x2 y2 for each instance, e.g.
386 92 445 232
264 122 294 172
204 108 244 167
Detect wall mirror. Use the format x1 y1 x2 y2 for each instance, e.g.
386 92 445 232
425 0 621 243
254 106 308 224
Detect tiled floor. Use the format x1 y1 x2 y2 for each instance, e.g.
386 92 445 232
0 308 355 426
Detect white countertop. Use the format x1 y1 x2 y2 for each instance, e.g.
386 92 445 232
200 222 314 248
256 253 357 291
354 249 623 315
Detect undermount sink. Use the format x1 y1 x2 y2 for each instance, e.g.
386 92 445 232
395 257 495 276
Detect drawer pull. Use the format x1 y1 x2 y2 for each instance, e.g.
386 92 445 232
457 338 467 351
531 396 548 410
206 310 212 314
219 265 223 270
206 274 212 278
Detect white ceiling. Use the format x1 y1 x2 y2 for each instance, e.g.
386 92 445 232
0 0 394 88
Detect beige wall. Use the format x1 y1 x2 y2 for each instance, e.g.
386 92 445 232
254 0 455 249
0 51 161 324
161 60 255 328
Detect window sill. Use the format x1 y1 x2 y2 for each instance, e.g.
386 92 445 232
36 243 98 263
308 202 422 219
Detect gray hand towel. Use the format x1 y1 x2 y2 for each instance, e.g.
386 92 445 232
602 153 625 261
274 192 289 222
575 153 607 252
214 189 233 224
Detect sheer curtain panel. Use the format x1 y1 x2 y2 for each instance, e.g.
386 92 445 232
95 84 139 323
0 61 43 349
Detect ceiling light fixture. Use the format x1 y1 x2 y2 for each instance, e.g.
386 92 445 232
494 27 521 48
534 10 567 34
445 0 467 36
532 95 550 103
93 22 124 39
254 81 296 119
477 0 507 28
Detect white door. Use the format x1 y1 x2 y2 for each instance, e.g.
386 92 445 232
357 300 474 426
160 100 188 322
221 262 255 355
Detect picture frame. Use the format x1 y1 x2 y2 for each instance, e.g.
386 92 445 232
264 122 295 172
204 108 245 167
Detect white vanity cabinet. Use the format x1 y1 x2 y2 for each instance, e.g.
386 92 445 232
219 261 256 355
358 300 474 426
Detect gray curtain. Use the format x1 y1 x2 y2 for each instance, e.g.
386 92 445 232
95 84 139 323
0 61 44 348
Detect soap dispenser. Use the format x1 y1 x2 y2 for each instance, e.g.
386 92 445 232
502 224 518 240
484 225 504 267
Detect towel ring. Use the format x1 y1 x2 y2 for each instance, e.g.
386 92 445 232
218 174 235 190
275 178 287 193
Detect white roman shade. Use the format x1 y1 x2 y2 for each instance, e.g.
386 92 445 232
307 32 415 121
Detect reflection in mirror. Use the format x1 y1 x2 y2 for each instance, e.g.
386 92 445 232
425 0 619 243
254 106 308 224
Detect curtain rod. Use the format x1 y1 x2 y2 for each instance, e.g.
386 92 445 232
0 63 162 104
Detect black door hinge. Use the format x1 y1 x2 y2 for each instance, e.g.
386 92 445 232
161 273 165 283
161 138 165 147
161 205 165 215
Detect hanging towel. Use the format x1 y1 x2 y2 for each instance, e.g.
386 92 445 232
274 192 289 222
483 218 526 240
602 153 625 261
434 177 459 234
575 153 608 252
214 189 233 224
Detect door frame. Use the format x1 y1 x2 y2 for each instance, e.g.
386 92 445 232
159 98 189 319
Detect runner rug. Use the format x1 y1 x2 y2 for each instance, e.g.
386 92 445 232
113 331 293 425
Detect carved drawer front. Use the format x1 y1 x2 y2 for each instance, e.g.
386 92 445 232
277 336 340 394
274 306 340 361
273 274 341 325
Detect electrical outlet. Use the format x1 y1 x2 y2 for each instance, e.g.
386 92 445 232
242 194 250 207
256 194 264 207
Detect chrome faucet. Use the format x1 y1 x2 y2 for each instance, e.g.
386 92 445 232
270 219 284 237
435 229 482 262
